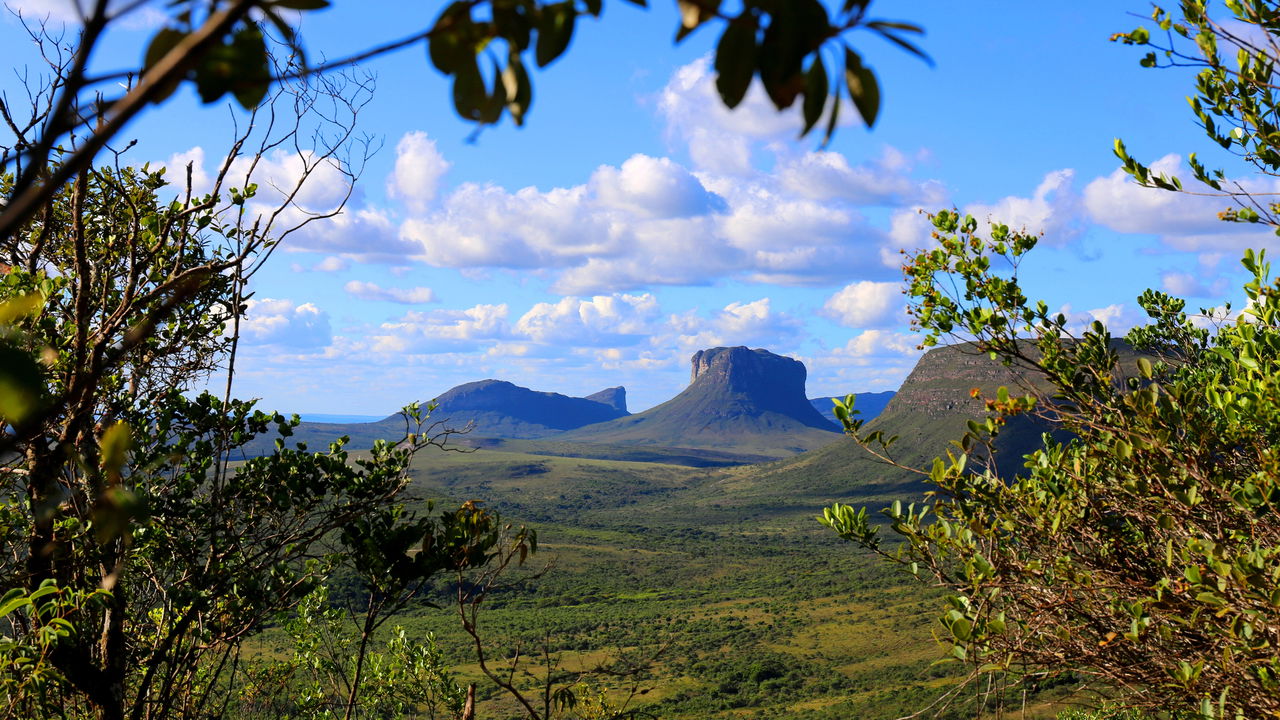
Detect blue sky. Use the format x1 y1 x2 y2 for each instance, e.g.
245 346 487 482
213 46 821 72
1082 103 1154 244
4 1 1274 413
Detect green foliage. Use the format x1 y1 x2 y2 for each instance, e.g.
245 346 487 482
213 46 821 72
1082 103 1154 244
0 580 111 718
1057 708 1149 720
826 211 1280 717
1112 2 1280 228
0 161 517 720
234 585 467 720
802 7 1280 713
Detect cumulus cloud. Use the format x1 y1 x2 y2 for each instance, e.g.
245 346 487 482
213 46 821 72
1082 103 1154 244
240 298 331 348
402 183 612 271
156 147 215 195
515 294 660 345
966 169 1084 246
344 281 437 304
776 148 946 207
1084 154 1280 251
159 146 414 261
387 131 451 214
1054 303 1145 335
374 59 944 292
369 304 510 354
822 281 904 328
6 0 165 26
669 298 802 353
153 56 953 293
656 57 803 175
312 256 350 272
805 330 924 395
591 155 726 218
1161 271 1221 298
400 156 906 293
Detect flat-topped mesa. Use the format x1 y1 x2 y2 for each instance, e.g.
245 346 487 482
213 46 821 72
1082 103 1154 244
584 386 627 413
689 346 816 417
545 346 840 454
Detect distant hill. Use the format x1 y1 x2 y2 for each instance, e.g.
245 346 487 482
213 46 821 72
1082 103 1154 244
559 346 840 456
406 379 631 438
710 340 1145 511
808 391 896 428
238 380 631 456
298 413 385 424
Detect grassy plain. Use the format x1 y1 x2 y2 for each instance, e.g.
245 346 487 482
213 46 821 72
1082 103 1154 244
362 444 1071 720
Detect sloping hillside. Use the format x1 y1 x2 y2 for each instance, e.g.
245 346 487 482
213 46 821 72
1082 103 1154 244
561 347 840 456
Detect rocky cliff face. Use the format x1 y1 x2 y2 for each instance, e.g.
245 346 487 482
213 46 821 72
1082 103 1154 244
584 386 627 413
687 346 831 427
561 346 838 455
881 344 1041 420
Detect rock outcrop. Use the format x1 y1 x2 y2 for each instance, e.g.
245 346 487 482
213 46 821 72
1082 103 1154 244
583 386 628 413
561 347 839 456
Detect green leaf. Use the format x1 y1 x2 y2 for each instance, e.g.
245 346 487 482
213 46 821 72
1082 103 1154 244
535 3 577 67
143 28 188 104
714 19 757 109
676 0 720 42
0 590 30 619
867 22 934 66
429 2 474 74
0 343 45 425
801 56 829 136
144 28 187 72
228 26 270 109
502 52 532 126
821 80 842 146
452 53 485 120
844 47 880 127
0 293 43 324
478 57 508 125
100 421 133 478
270 0 330 9
493 2 533 51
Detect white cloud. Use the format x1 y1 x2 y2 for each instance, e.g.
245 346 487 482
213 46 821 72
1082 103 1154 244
393 139 920 290
656 57 801 175
312 256 350 272
805 330 924 395
822 281 904 328
777 149 946 207
402 183 612 270
156 146 214 196
882 207 935 262
1161 271 1216 298
387 131 451 214
550 216 742 293
591 154 725 218
344 280 437 304
1054 303 1144 335
162 146 415 261
1083 154 1280 251
669 298 802 352
240 298 331 349
369 304 510 354
966 169 1083 246
515 294 660 345
5 0 164 26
